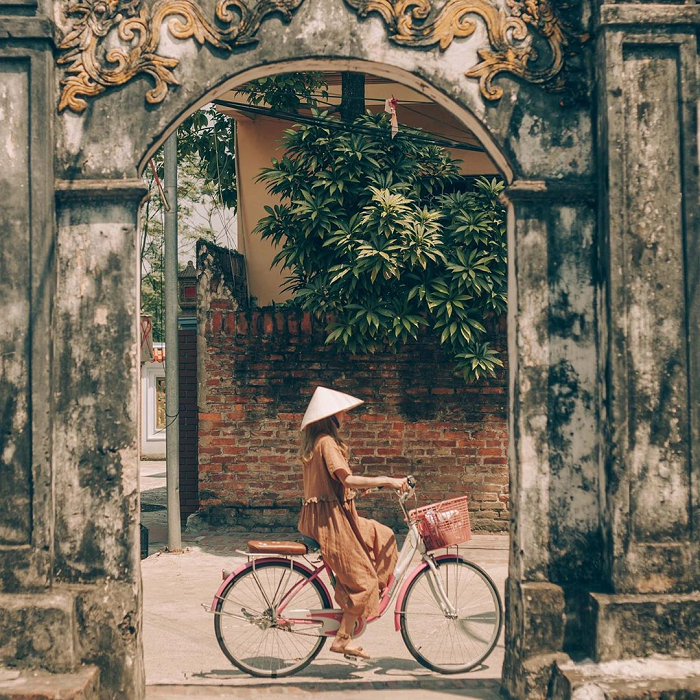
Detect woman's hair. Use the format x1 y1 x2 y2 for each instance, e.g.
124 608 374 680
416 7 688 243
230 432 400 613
299 415 349 463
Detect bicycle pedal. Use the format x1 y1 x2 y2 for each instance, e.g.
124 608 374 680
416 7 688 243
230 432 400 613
343 653 368 665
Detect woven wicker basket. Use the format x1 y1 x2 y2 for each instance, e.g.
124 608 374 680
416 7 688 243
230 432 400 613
409 495 472 551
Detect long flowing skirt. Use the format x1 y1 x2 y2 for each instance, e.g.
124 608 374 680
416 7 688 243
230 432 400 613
298 499 397 619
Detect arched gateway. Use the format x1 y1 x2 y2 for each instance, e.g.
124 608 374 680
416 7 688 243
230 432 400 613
1 1 698 697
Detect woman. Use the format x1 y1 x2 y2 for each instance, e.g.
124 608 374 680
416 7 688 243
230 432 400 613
297 386 408 660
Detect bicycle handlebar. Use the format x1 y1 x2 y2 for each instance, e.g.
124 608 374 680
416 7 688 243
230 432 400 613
398 474 417 504
364 474 417 501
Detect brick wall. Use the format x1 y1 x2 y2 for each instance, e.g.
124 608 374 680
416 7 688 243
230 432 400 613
178 327 198 523
197 248 509 531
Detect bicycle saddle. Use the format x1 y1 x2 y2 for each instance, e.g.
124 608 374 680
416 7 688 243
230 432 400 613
247 540 309 555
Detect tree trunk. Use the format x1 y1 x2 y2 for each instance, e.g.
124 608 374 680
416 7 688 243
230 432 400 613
340 72 366 123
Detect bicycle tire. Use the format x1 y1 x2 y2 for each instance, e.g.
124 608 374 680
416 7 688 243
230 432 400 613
399 555 503 674
214 559 332 678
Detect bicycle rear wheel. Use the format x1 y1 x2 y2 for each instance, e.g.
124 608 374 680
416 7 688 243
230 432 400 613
214 560 331 678
399 556 502 674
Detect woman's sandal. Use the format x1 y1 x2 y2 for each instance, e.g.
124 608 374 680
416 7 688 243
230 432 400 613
330 632 371 660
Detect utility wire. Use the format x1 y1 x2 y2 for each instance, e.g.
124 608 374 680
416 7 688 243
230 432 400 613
307 93 483 145
211 118 244 296
213 99 485 153
310 92 430 105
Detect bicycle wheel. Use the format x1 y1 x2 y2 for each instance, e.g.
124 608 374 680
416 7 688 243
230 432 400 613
399 555 503 674
214 560 331 678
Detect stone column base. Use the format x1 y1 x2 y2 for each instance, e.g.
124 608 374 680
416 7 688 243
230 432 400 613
0 581 144 700
551 657 700 699
502 579 569 699
0 665 99 700
588 592 700 662
0 592 78 673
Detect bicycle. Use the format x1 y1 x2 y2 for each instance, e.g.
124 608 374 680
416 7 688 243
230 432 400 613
205 477 503 678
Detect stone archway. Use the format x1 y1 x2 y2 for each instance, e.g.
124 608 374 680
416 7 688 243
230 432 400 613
1 1 698 699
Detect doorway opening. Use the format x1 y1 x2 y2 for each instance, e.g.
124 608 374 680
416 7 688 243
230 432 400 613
137 61 512 692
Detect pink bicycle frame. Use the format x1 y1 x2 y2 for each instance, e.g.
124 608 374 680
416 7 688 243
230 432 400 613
209 490 458 638
211 555 395 638
210 556 332 612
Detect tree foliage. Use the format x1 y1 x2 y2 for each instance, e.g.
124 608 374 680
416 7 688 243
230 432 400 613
233 72 327 113
254 112 507 382
141 152 224 341
177 106 237 209
141 73 326 341
176 73 328 210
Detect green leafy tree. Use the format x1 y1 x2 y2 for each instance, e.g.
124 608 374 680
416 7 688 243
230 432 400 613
142 73 327 340
233 72 327 113
176 73 328 209
254 112 507 382
177 105 237 210
141 152 225 341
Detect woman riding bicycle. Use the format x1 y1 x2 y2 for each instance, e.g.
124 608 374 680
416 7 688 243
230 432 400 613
297 386 409 660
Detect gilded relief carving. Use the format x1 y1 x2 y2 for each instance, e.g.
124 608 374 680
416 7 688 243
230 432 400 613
57 0 305 113
56 0 585 113
343 0 586 101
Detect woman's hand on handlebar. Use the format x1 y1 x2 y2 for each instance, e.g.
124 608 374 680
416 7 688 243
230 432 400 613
385 477 409 493
343 473 413 493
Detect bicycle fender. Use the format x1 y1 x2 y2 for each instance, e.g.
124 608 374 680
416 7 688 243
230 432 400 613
210 557 325 611
393 554 464 631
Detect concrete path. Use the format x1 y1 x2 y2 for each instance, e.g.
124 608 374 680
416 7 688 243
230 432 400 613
140 461 509 699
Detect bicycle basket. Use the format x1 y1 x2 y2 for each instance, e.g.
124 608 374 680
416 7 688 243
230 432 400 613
409 495 472 552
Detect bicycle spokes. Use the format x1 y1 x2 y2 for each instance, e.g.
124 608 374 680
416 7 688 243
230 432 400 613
214 561 331 677
399 557 502 674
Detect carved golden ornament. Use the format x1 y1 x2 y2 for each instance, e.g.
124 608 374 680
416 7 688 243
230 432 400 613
343 0 586 101
57 0 305 113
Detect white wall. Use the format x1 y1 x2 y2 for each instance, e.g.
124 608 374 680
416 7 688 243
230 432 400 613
140 349 166 458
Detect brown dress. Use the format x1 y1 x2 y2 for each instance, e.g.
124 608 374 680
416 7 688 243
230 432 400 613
297 434 398 619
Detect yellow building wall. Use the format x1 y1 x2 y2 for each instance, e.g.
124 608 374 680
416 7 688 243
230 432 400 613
235 115 294 306
232 96 499 306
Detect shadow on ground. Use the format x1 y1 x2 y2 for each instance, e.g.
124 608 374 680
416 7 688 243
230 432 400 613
141 460 508 699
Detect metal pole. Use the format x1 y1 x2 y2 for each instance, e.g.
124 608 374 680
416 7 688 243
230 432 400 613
164 132 182 550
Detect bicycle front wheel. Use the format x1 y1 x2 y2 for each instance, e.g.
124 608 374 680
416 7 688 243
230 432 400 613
400 556 503 674
214 560 331 678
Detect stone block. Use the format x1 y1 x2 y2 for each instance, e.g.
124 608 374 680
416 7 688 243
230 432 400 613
522 582 566 656
551 657 700 700
0 666 99 700
589 592 700 663
502 580 568 698
0 592 77 673
519 652 571 700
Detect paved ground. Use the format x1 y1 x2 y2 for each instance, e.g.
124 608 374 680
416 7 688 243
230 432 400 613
141 461 509 699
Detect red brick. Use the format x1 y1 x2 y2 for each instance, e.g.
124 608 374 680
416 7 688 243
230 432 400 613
199 412 221 421
195 301 508 532
479 448 503 456
300 312 312 334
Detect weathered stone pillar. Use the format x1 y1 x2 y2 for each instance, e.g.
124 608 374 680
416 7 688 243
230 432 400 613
52 179 148 698
593 2 700 660
1 8 145 698
0 0 75 680
0 3 54 593
502 181 601 698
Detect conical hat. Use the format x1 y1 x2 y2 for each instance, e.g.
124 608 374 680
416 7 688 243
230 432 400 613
300 387 364 430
